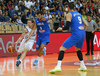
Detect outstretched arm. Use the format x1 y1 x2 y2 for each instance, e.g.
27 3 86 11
13 28 27 45
56 13 72 31
82 17 88 31
25 22 37 42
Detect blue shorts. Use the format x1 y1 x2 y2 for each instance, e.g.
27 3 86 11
62 31 85 50
36 34 50 49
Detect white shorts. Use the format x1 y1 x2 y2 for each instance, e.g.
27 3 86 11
17 39 34 52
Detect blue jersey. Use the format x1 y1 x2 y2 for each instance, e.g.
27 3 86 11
70 11 85 33
35 17 50 36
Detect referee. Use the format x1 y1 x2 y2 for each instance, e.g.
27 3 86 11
85 14 98 56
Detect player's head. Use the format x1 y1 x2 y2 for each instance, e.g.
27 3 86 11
37 11 43 19
28 19 34 28
68 2 75 11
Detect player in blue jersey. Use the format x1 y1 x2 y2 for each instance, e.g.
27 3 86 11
49 2 88 74
25 11 50 66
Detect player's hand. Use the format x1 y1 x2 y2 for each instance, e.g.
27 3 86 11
41 17 46 21
92 31 94 33
25 38 29 43
56 27 63 31
13 42 17 45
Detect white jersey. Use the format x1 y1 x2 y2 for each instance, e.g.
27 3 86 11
24 26 37 40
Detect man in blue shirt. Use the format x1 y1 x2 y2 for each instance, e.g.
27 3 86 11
25 11 50 66
49 2 88 74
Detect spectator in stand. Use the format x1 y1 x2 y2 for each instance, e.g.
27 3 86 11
0 0 4 8
24 0 32 9
87 0 94 9
31 0 36 7
16 7 22 17
21 11 28 24
15 3 21 11
75 0 82 12
13 0 18 5
4 11 10 22
17 16 23 24
2 6 6 14
20 2 25 12
82 11 87 20
8 5 15 19
46 11 52 20
7 1 12 10
27 8 35 18
32 7 36 17
56 7 63 15
35 3 39 11
88 6 94 15
48 1 55 14
93 1 98 10
11 14 17 23
79 3 86 14
0 10 4 24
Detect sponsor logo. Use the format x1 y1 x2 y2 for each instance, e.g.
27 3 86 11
78 26 84 30
37 23 44 25
39 30 45 33
94 34 100 47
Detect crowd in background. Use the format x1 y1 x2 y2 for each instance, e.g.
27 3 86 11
0 0 100 32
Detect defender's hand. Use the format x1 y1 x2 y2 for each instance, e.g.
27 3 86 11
56 27 63 31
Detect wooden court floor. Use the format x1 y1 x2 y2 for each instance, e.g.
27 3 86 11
0 51 100 76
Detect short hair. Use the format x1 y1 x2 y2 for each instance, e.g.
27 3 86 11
87 13 92 17
28 19 34 23
37 11 43 15
68 2 75 10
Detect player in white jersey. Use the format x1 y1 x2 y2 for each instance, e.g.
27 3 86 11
13 19 37 66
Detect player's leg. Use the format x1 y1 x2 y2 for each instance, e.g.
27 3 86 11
16 47 29 67
16 39 25 60
91 33 94 55
33 44 46 66
49 36 74 73
75 47 87 71
33 35 50 66
49 46 67 73
85 32 90 55
16 40 34 66
75 36 87 71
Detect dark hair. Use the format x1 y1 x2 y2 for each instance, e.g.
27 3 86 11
68 2 75 10
37 11 43 15
86 13 92 17
28 19 34 23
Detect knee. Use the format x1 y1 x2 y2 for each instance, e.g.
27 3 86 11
39 46 44 51
59 46 66 51
75 47 80 51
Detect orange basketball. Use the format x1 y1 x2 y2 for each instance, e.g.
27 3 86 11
8 46 15 53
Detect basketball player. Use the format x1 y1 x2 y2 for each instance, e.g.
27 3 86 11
25 11 50 66
49 2 88 73
13 19 37 66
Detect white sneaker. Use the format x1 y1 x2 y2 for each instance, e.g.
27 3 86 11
78 65 87 71
49 66 61 74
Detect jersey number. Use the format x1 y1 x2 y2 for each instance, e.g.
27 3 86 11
78 16 82 24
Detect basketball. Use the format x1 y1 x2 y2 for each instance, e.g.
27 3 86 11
8 46 15 53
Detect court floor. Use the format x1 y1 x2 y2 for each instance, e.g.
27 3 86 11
0 51 100 76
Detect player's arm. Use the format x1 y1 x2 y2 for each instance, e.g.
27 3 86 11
25 22 37 42
92 21 98 33
82 17 88 31
13 28 28 45
56 13 72 31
